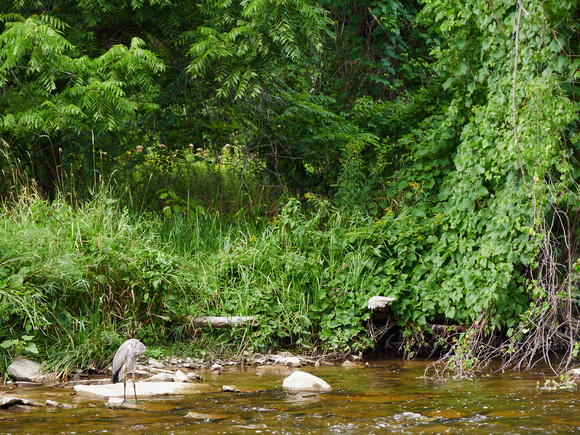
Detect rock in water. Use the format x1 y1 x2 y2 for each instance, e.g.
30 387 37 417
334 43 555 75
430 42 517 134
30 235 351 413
185 412 228 421
282 371 332 392
173 370 189 383
0 397 43 409
278 356 302 367
148 372 174 382
74 381 218 399
106 397 141 409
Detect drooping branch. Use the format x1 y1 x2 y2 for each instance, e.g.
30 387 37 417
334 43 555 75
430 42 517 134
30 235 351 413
512 0 527 193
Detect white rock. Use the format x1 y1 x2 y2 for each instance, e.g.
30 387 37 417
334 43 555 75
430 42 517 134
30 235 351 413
7 357 43 382
211 363 223 372
282 371 332 392
173 370 189 383
74 381 213 399
222 385 240 392
148 372 174 382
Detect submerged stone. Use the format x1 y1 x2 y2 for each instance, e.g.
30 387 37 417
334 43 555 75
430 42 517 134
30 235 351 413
45 400 74 409
105 397 141 409
185 411 228 421
222 385 240 392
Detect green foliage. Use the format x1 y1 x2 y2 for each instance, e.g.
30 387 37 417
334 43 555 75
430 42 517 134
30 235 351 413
322 0 432 100
0 15 164 133
0 11 164 197
537 373 577 391
187 0 329 100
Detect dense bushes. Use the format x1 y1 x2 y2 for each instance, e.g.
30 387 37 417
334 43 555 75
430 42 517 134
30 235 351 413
0 184 552 375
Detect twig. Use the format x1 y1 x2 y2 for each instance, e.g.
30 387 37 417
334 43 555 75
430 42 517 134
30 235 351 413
487 0 507 37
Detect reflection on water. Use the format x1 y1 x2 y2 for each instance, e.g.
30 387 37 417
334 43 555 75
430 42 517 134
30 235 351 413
1 358 580 434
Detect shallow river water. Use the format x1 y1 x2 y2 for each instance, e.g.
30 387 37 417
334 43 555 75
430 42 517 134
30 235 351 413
1 358 580 434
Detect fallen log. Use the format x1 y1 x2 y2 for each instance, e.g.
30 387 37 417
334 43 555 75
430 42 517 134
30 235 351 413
189 316 259 328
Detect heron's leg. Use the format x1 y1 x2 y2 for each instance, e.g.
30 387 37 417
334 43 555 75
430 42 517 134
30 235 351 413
120 365 128 404
133 370 140 404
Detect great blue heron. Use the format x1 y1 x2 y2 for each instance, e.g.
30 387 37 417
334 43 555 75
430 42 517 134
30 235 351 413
112 339 146 404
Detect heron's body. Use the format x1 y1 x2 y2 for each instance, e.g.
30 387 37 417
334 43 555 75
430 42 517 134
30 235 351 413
112 339 146 403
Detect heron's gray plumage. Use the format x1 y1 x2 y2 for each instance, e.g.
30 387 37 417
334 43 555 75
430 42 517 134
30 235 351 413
112 338 146 403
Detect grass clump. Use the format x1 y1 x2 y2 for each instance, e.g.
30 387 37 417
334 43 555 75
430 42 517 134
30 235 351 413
0 189 197 376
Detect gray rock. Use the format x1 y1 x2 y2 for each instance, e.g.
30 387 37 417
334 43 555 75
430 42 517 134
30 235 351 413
7 357 43 382
254 356 268 365
0 397 43 409
279 356 301 367
282 371 332 392
187 372 203 381
173 370 189 383
148 372 174 382
277 351 294 357
211 363 223 373
148 358 164 369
